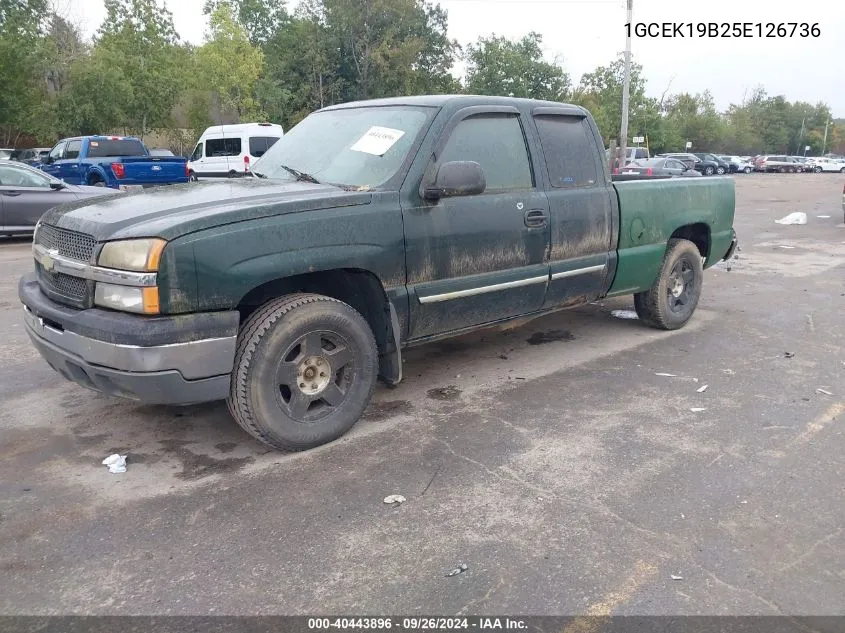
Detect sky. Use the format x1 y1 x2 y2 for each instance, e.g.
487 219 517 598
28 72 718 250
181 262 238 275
63 0 845 117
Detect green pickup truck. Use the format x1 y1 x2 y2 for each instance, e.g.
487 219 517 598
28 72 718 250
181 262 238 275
19 95 737 451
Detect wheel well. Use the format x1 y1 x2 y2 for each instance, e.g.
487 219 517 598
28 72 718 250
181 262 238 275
670 223 710 258
237 269 394 356
88 171 104 183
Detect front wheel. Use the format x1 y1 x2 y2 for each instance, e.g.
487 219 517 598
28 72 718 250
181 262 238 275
744 166 752 174
840 167 845 174
814 166 823 173
227 293 378 451
634 239 704 331
189 170 198 182
704 166 715 176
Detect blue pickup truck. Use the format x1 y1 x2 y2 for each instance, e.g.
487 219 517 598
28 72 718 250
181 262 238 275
40 136 189 189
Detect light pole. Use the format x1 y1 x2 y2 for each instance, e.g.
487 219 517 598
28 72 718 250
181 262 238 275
822 117 831 155
618 0 633 170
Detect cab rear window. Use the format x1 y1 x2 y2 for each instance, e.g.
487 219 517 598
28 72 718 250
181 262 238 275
87 139 147 157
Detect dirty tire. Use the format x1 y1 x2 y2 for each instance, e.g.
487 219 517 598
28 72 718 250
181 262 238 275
227 293 378 451
633 239 703 331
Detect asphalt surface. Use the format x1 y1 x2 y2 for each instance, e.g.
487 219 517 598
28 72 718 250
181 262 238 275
1 174 844 616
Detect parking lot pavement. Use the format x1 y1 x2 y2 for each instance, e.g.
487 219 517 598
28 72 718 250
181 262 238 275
1 174 844 615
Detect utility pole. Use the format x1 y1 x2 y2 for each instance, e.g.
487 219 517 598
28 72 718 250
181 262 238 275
822 117 831 155
618 0 633 171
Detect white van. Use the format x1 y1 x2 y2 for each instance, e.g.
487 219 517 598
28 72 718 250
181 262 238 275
187 122 284 180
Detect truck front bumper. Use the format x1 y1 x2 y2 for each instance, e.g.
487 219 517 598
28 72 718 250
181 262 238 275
19 274 239 405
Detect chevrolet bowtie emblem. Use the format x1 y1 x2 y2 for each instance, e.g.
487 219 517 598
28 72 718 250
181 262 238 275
41 248 59 272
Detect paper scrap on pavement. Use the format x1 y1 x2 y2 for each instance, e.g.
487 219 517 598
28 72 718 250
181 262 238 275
102 454 127 474
697 385 709 393
350 126 405 156
690 408 707 413
611 310 639 320
655 373 677 377
775 212 807 225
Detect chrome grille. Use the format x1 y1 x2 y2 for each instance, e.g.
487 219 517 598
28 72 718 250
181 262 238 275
35 224 96 262
35 262 90 307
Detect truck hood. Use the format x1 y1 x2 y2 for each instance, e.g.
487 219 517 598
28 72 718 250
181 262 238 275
40 179 373 241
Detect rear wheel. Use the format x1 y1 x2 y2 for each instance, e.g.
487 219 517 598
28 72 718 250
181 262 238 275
227 293 378 451
814 166 823 173
840 167 845 174
88 174 105 187
716 166 725 175
744 166 752 174
634 239 703 331
704 166 715 176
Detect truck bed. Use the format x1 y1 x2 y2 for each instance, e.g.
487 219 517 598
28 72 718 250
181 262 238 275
608 176 736 296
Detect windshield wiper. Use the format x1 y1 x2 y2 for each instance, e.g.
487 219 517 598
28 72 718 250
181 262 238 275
278 164 320 184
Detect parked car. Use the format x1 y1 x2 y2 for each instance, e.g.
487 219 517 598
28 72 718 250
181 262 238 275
187 122 284 180
805 157 845 173
40 135 189 189
719 155 754 174
10 147 51 166
662 152 721 176
0 149 13 160
0 160 121 236
606 146 650 170
620 157 701 177
754 155 802 173
694 153 731 175
18 95 737 452
148 148 175 157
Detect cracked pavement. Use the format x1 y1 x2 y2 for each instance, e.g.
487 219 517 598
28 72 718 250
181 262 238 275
1 174 844 615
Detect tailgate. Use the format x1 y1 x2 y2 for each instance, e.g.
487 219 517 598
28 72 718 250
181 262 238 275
117 157 187 185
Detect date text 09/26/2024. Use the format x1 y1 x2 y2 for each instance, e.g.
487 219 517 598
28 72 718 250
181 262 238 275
625 22 821 38
307 618 527 630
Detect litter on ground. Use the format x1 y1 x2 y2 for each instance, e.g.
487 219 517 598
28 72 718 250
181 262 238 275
775 212 807 225
446 563 468 577
102 454 127 474
670 574 684 581
697 385 709 393
383 494 407 505
655 373 677 377
816 388 833 396
690 408 707 413
817 215 831 219
611 309 639 320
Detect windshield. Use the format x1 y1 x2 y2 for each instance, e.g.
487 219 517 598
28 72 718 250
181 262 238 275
87 139 147 158
252 106 434 188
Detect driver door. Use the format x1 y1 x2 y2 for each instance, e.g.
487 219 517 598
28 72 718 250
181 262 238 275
41 142 67 180
0 163 75 229
401 107 551 340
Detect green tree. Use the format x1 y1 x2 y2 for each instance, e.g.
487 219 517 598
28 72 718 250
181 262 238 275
663 91 725 152
0 0 50 145
464 32 568 101
572 53 662 150
203 0 288 45
95 0 186 137
196 4 266 121
323 0 459 101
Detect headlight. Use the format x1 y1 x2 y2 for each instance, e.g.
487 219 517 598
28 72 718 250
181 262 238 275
94 283 160 314
98 238 166 272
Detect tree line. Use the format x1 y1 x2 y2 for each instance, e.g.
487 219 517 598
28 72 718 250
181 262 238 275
1 0 842 156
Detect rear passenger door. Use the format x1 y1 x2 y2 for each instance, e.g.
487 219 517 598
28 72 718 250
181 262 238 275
530 109 616 309
402 107 551 339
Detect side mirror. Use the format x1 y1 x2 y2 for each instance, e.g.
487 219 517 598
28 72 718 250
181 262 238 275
423 161 486 200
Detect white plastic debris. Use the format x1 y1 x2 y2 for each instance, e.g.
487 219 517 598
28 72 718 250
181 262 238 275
383 494 407 505
655 373 677 377
611 309 639 320
777 245 796 249
817 215 831 219
670 574 684 581
697 385 709 393
102 454 127 474
690 408 707 413
816 388 833 396
775 212 807 225
446 563 468 577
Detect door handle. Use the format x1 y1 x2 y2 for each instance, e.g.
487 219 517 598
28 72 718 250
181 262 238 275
0 191 21 197
524 209 548 228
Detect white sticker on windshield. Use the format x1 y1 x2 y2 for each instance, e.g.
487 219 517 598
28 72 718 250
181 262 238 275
350 126 405 156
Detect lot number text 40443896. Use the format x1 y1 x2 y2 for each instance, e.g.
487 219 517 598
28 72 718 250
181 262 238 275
625 22 821 38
